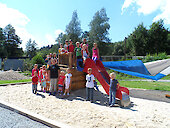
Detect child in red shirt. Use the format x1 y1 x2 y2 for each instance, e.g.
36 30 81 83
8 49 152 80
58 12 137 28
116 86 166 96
58 71 65 95
68 39 75 53
32 64 39 77
32 71 38 94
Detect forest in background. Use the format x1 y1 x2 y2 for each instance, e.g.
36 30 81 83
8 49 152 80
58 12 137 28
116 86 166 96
0 8 170 59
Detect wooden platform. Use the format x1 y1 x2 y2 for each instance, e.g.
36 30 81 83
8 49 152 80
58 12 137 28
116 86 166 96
59 64 86 90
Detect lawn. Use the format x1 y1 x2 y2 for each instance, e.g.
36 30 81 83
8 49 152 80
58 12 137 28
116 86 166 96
119 81 170 91
0 79 31 84
106 69 170 80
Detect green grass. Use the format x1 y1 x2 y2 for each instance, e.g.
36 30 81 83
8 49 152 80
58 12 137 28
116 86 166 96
97 79 170 91
119 81 170 91
161 74 170 80
106 69 170 80
0 79 31 84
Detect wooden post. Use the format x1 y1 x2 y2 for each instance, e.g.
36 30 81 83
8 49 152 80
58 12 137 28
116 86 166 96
68 52 73 68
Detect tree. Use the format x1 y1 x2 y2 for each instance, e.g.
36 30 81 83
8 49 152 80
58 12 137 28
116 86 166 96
3 24 23 57
56 32 67 44
147 19 169 54
32 54 45 67
127 23 148 56
26 39 37 58
89 8 110 56
65 10 82 43
0 27 6 57
167 32 170 54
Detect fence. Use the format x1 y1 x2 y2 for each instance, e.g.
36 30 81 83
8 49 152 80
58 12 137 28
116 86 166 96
101 56 145 61
4 59 24 71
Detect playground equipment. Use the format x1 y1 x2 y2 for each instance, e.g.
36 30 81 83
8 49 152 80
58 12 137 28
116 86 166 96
58 53 130 107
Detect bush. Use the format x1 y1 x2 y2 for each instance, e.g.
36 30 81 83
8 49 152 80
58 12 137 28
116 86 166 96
32 54 45 68
23 59 33 71
142 52 168 63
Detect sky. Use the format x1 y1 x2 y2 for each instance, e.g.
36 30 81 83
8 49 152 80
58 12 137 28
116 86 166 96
0 0 170 50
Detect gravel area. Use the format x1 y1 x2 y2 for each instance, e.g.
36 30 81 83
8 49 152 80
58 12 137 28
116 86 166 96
0 84 170 128
0 106 50 128
0 70 30 80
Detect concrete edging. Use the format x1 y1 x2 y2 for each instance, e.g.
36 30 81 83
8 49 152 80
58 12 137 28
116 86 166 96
0 100 71 128
0 82 32 86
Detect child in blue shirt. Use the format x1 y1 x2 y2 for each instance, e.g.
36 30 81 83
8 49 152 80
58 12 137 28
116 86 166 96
109 72 119 107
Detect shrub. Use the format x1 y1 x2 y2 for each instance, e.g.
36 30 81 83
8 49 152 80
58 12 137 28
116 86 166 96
142 52 168 63
32 54 45 68
23 59 33 71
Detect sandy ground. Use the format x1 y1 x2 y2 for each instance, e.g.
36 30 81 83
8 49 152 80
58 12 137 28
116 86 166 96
0 84 170 128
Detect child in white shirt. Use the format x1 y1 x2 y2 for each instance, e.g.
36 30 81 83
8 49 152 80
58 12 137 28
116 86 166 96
86 68 95 103
64 68 72 96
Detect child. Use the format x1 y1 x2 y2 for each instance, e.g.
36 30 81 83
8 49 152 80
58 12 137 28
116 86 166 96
74 42 82 59
45 54 51 69
109 72 120 107
80 38 88 49
39 67 43 91
53 53 58 64
32 71 38 94
92 43 99 62
64 40 69 52
58 43 65 54
68 39 75 53
86 68 95 103
32 64 39 77
74 42 82 67
58 71 65 95
81 44 89 64
68 39 75 67
42 70 47 92
46 77 50 93
64 68 72 96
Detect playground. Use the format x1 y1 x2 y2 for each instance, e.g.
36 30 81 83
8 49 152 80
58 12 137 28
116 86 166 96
0 55 170 127
0 82 170 128
0 44 170 127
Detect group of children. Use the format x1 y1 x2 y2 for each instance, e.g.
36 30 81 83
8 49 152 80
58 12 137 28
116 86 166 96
32 63 72 96
32 39 119 107
58 38 99 64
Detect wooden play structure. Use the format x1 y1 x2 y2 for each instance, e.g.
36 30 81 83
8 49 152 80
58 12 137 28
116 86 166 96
58 53 130 107
58 53 86 90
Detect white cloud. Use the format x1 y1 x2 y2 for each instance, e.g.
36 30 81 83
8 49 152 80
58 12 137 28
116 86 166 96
55 29 65 37
45 34 55 45
121 0 170 24
44 29 65 47
0 3 34 50
153 0 170 24
121 0 135 14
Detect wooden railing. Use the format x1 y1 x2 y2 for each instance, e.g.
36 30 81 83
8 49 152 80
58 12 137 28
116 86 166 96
58 53 76 68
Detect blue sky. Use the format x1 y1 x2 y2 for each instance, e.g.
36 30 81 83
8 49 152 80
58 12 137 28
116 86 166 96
0 0 169 49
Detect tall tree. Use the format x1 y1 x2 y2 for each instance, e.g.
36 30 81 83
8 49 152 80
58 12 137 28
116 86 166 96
0 27 6 57
3 24 23 57
147 19 169 54
65 10 82 43
127 23 148 55
89 8 110 56
25 39 37 58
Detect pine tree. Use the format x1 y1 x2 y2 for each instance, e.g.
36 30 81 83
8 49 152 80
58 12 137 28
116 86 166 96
65 10 82 43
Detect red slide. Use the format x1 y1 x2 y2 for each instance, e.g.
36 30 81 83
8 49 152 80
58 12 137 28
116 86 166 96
83 58 129 100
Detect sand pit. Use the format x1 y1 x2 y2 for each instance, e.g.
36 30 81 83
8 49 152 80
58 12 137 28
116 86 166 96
0 84 170 128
